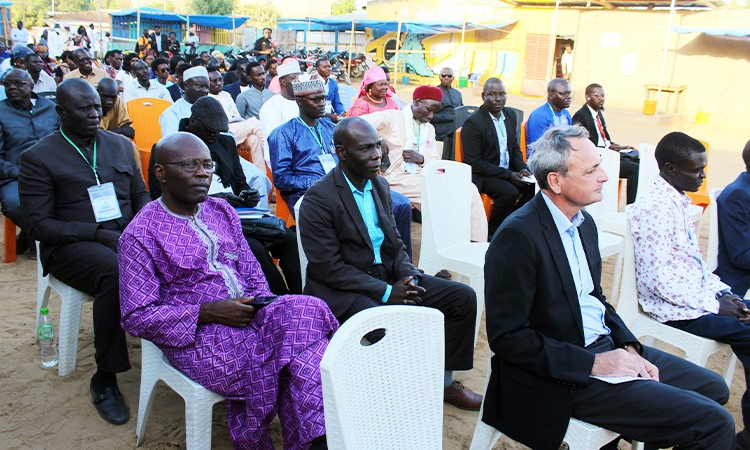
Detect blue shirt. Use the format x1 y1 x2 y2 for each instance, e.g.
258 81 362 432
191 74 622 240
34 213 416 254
526 103 572 155
541 193 610 345
268 117 337 211
323 77 345 115
342 172 392 302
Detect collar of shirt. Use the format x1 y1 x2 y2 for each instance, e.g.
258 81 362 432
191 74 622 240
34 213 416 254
342 171 372 195
541 191 585 236
655 174 692 210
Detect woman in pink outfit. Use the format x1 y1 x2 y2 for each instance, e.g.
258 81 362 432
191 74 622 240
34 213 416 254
346 66 399 117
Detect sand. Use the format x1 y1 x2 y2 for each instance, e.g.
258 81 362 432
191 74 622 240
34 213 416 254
1 86 747 449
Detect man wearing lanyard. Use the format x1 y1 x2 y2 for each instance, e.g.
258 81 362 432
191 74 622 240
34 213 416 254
461 78 534 238
19 79 150 426
628 131 750 448
525 78 572 156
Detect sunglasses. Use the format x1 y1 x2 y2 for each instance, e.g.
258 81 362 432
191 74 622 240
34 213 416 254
440 74 453 78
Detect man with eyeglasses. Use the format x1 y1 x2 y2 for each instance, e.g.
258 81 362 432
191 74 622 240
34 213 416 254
19 79 150 425
151 57 171 87
525 78 572 156
63 48 108 87
0 69 59 259
431 67 463 160
123 60 172 103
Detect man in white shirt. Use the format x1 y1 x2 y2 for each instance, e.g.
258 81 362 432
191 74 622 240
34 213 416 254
123 60 173 103
24 53 57 93
259 61 301 164
160 66 209 136
11 21 29 47
207 66 265 172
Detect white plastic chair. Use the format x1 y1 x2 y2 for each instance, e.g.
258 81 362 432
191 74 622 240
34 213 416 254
320 306 445 449
615 214 737 387
35 242 94 377
470 351 625 450
420 160 490 345
637 143 703 226
294 196 309 290
587 148 627 236
136 339 224 450
706 188 723 271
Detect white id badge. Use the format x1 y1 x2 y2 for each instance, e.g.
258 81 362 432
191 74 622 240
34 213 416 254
401 161 418 174
318 153 337 174
325 100 333 114
87 182 123 222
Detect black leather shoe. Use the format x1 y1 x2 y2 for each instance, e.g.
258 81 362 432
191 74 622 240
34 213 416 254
90 379 130 425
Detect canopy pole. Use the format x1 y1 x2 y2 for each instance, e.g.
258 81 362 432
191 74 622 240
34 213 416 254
548 0 560 80
459 0 467 83
232 10 236 48
306 17 311 51
347 19 355 78
136 0 141 44
656 0 677 115
394 14 403 85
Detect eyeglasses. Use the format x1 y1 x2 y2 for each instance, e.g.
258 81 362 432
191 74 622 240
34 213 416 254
440 74 453 78
2 80 30 88
159 159 216 173
302 95 327 103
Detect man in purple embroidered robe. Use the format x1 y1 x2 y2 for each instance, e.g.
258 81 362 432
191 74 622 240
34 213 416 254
119 132 337 449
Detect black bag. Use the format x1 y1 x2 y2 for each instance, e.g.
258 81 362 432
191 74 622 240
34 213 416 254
240 215 289 249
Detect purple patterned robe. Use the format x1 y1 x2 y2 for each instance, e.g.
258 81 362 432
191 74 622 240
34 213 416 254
119 197 338 449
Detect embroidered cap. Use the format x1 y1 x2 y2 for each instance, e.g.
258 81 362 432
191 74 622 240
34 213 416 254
292 77 324 97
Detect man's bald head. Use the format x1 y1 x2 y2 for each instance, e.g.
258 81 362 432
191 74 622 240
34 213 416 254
743 140 750 172
97 77 119 113
57 78 96 105
153 132 209 164
483 77 504 94
56 79 102 138
3 68 32 82
153 132 213 215
547 78 568 92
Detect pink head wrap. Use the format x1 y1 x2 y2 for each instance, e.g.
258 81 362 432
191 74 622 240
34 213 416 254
358 66 390 98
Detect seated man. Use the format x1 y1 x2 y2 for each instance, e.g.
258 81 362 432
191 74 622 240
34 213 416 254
19 79 150 425
148 97 301 294
206 65 266 174
160 66 209 136
1 69 59 259
299 117 483 411
484 125 734 450
629 131 750 447
97 77 135 139
525 78 572 156
462 78 534 238
716 140 750 297
259 61 302 166
314 58 345 123
63 48 108 87
236 61 275 121
122 60 172 103
120 132 336 449
360 85 487 242
268 77 414 258
572 83 639 204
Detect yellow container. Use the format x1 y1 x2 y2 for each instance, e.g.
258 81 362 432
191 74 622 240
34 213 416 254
695 111 710 124
643 100 657 115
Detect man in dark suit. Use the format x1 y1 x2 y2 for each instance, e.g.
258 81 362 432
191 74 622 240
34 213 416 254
150 25 169 54
167 62 189 102
19 79 150 425
461 78 534 238
222 59 250 102
482 124 734 450
572 83 639 204
431 67 463 160
717 140 750 297
299 117 482 410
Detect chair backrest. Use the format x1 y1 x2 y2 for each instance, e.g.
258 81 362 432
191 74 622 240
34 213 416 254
585 149 620 219
37 91 57 103
454 105 479 131
503 106 524 149
127 98 173 152
276 194 296 228
294 196 309 290
520 121 527 162
706 187 723 272
421 160 474 253
614 212 641 325
338 84 357 112
320 306 445 449
636 143 658 200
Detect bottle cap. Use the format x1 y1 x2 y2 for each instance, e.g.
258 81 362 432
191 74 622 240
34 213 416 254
40 307 49 314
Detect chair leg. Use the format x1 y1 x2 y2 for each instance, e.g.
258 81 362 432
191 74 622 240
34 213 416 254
135 374 160 447
57 294 87 377
185 394 215 450
4 217 16 263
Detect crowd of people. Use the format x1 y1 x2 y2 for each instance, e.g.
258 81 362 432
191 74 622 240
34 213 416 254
2 23 750 449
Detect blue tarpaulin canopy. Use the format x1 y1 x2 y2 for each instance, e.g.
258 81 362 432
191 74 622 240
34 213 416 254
672 26 750 40
186 15 249 30
111 7 248 30
110 6 187 23
278 16 517 35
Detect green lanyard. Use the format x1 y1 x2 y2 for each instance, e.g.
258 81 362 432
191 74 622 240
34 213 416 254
412 121 422 153
60 128 100 186
296 117 327 154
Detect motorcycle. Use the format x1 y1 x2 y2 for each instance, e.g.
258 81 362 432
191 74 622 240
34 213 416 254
339 50 368 79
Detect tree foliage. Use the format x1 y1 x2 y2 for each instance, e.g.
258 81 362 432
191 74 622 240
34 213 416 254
331 0 356 15
236 1 281 29
190 0 233 15
11 0 51 28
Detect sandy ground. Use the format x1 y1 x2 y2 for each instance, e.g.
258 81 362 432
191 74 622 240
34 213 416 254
1 85 748 449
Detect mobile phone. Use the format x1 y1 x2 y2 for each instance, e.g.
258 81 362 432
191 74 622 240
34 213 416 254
249 295 277 309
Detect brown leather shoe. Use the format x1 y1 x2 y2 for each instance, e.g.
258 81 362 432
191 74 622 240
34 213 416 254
443 381 482 411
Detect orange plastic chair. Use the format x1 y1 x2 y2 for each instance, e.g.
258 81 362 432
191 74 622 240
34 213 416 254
127 98 172 187
4 217 16 263
520 121 527 162
686 140 711 210
455 128 493 219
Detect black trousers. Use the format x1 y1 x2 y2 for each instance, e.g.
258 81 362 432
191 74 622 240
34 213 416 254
336 272 477 371
620 156 639 204
439 133 455 160
46 241 130 373
481 177 535 239
246 232 302 295
572 340 734 450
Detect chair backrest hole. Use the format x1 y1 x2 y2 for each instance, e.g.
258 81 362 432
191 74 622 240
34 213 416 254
360 328 387 346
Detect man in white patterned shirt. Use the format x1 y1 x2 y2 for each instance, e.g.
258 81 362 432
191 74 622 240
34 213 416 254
628 131 750 448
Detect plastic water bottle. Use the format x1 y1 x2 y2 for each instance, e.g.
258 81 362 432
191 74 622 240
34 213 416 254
38 307 58 368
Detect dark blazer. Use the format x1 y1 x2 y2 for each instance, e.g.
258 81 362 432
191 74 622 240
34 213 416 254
431 85 463 140
167 83 182 102
151 33 170 53
18 130 150 268
461 105 527 191
223 81 242 102
482 193 639 449
299 166 418 317
716 172 750 296
572 104 611 147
